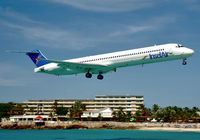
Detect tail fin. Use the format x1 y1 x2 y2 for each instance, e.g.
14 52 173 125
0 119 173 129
26 50 50 67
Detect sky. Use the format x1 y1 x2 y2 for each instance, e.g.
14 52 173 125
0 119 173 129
0 0 200 108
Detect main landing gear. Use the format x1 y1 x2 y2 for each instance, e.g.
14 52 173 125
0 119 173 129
97 74 103 80
85 72 104 80
182 59 187 65
85 72 92 78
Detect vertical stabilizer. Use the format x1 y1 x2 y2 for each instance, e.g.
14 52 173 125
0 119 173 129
26 50 50 67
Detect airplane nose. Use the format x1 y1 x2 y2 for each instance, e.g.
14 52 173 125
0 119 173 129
184 48 194 56
188 49 194 55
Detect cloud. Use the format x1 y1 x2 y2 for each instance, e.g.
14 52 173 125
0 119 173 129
0 7 42 24
0 15 176 50
110 25 154 37
0 6 96 50
0 6 177 51
47 0 160 12
182 0 200 11
109 16 176 37
0 20 97 50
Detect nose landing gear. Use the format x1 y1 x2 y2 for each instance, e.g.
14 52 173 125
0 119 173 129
182 59 187 65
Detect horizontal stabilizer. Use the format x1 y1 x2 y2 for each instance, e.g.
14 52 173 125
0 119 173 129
8 49 49 67
6 50 39 54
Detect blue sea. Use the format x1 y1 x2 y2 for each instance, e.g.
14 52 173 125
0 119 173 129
0 129 200 140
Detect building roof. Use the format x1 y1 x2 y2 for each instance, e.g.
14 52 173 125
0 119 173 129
24 95 143 103
35 116 43 119
95 95 143 97
10 115 49 119
83 107 112 113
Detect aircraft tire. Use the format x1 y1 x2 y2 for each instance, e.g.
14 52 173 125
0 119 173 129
182 61 187 65
86 72 92 78
97 74 103 80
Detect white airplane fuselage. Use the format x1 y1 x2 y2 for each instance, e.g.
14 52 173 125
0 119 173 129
33 43 194 79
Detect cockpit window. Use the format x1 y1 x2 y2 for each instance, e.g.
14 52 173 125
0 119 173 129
177 44 184 48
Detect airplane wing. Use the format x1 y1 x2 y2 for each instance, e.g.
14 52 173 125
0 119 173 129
39 59 109 71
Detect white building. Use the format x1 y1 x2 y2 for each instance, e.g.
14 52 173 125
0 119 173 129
23 95 143 115
81 107 113 121
10 115 50 122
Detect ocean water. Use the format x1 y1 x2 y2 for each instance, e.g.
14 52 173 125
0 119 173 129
0 129 200 140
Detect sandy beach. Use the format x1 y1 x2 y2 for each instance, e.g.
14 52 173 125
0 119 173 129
138 127 200 132
137 123 200 132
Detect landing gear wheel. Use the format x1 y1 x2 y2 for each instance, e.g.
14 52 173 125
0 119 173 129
182 59 187 65
85 72 92 78
182 61 187 65
97 74 103 80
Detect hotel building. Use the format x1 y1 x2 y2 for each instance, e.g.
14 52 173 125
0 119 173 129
23 95 143 115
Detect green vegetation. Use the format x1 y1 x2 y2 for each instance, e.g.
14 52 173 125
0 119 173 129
50 101 85 120
112 107 133 122
56 106 68 115
112 104 199 123
0 103 12 120
69 101 86 120
134 104 200 123
0 103 24 121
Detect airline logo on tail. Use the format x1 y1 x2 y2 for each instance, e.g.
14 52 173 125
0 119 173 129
26 50 50 67
36 55 40 65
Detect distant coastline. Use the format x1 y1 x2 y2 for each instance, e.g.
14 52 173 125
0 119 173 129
1 121 200 132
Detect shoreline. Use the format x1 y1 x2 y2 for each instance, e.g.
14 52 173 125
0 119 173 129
1 121 200 132
138 127 200 132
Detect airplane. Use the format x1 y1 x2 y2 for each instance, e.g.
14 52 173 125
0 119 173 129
15 43 194 80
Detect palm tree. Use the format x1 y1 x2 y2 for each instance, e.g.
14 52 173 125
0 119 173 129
98 114 103 121
162 106 173 122
29 107 35 115
69 101 86 120
52 100 58 115
137 104 151 122
49 112 54 121
183 107 191 122
169 108 176 122
56 106 68 116
117 107 126 122
152 104 159 113
126 111 132 122
191 107 199 122
112 110 117 121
